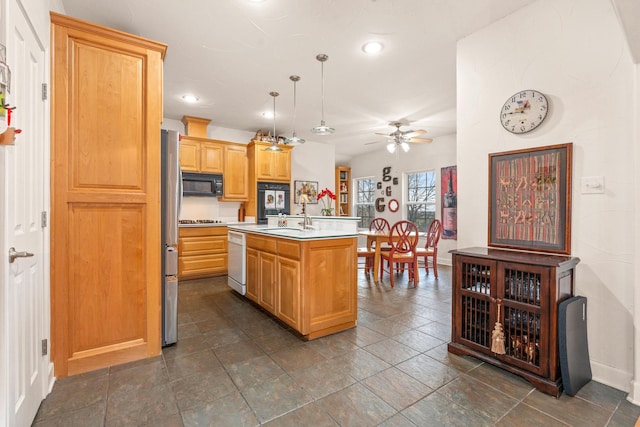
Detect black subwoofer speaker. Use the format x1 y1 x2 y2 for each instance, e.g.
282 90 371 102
558 295 592 396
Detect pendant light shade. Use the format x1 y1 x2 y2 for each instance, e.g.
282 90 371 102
311 53 334 135
264 91 283 152
284 75 305 145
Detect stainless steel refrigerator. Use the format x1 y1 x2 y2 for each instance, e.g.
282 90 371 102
161 129 180 346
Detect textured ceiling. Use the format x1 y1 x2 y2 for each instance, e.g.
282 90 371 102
60 0 539 161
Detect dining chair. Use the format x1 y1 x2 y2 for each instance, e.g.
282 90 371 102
416 219 442 278
380 220 420 287
357 218 390 275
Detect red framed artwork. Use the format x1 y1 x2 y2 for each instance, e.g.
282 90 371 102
488 143 572 254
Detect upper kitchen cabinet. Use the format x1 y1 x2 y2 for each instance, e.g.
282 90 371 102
248 140 292 182
50 12 166 377
179 135 224 173
220 144 249 201
179 116 223 173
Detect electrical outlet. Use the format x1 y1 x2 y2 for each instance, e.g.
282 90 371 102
580 176 604 194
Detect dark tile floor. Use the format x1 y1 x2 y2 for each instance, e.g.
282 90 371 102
34 267 640 426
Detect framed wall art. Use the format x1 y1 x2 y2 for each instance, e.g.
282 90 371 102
488 143 572 254
294 180 318 204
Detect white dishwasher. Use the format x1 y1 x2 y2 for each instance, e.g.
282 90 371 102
227 230 246 295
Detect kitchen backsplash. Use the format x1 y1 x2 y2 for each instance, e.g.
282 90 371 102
180 197 241 221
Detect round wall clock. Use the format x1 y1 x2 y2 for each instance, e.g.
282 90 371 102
500 90 548 134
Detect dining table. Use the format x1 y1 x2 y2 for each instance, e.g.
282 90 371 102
358 229 425 283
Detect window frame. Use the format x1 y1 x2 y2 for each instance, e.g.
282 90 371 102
404 169 437 232
353 176 377 229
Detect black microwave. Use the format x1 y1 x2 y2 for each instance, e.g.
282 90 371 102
182 172 223 197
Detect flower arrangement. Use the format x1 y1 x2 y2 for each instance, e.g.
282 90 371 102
317 187 336 216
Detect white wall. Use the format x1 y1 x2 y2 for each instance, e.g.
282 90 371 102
349 134 457 265
457 0 637 393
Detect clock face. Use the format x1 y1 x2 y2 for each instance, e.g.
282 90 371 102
500 90 548 134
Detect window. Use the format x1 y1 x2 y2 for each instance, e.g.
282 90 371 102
406 170 436 232
355 177 376 228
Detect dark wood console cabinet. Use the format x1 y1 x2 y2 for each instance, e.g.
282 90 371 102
448 247 580 397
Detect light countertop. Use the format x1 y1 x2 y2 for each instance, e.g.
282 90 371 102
228 224 358 240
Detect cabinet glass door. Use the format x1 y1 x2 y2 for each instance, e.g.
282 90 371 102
498 263 548 374
457 257 494 350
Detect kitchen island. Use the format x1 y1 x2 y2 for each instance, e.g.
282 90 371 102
228 224 358 340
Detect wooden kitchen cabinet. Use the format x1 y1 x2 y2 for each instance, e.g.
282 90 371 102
50 12 166 376
178 226 228 279
246 234 277 314
220 144 249 201
276 240 302 330
448 247 579 397
243 232 356 339
248 140 292 182
179 136 224 174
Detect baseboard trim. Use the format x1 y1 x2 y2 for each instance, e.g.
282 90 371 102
590 360 633 394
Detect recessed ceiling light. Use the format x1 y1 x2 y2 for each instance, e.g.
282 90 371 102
262 111 274 119
182 94 199 103
362 41 384 55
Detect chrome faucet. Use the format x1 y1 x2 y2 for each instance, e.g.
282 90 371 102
298 199 314 230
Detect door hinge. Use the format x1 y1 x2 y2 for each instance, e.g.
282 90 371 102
41 211 47 228
41 339 48 356
42 83 48 101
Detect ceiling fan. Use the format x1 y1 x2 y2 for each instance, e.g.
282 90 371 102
367 121 433 155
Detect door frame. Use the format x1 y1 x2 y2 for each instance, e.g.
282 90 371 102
0 0 54 424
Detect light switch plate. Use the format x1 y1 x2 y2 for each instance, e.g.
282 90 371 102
580 176 604 194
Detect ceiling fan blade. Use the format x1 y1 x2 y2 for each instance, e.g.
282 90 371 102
365 140 383 145
407 137 433 143
374 132 390 136
404 129 427 138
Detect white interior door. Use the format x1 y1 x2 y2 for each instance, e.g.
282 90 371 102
1 1 48 426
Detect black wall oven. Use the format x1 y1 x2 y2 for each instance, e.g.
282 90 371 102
182 172 223 197
257 182 290 224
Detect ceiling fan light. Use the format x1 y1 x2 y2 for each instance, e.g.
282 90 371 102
400 142 410 152
386 143 396 153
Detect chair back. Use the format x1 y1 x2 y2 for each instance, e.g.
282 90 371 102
426 219 442 249
369 218 390 232
388 221 419 254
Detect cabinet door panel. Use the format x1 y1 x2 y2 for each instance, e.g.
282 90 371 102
277 257 300 330
201 142 224 173
246 248 259 303
222 145 248 200
180 140 199 172
259 252 277 314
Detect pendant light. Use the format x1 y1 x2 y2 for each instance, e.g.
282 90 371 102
311 53 334 135
264 91 283 152
284 75 305 145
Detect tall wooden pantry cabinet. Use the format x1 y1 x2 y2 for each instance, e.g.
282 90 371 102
50 12 167 377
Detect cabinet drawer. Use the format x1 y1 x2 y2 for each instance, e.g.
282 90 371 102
247 235 277 254
278 240 300 260
179 254 228 278
180 236 227 255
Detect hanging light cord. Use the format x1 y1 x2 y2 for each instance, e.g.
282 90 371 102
320 60 325 124
293 78 298 135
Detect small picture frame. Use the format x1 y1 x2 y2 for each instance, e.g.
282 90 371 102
488 143 572 254
294 180 319 204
